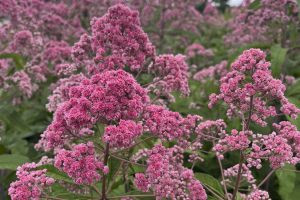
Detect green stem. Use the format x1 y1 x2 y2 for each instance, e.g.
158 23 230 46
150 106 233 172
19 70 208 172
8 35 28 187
101 143 110 200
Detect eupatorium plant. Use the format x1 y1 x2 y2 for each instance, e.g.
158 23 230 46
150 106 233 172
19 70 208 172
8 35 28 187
4 2 300 200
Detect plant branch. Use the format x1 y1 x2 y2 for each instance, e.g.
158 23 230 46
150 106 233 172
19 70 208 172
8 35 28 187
232 95 254 200
214 142 229 200
101 143 110 200
231 151 244 200
202 185 224 200
257 169 275 188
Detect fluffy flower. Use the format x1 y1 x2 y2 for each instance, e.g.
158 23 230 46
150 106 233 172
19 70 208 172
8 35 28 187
8 162 54 200
103 120 143 148
150 54 190 96
134 145 207 200
37 70 148 150
54 142 107 185
214 130 252 159
143 105 191 140
209 49 300 126
193 61 228 83
46 74 86 112
246 189 271 200
186 43 214 58
90 4 155 73
10 71 38 98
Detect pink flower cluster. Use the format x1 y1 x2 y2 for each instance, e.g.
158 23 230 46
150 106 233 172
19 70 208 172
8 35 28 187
46 74 86 112
54 142 107 185
246 189 271 200
90 4 155 73
224 164 270 199
37 70 148 150
273 121 300 158
224 164 256 188
214 121 300 168
8 162 55 200
134 145 207 200
186 43 214 59
143 105 194 141
10 71 38 98
0 0 87 101
103 120 143 148
149 54 190 97
248 132 298 169
225 0 299 45
195 119 226 140
214 130 252 159
130 0 203 48
209 49 300 126
193 61 228 83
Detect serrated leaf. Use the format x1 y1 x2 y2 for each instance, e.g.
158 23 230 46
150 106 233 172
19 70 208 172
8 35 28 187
270 44 287 78
195 173 224 196
0 154 29 170
276 165 296 200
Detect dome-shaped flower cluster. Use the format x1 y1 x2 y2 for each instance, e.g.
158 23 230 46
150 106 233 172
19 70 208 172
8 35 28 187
90 4 155 73
37 69 149 151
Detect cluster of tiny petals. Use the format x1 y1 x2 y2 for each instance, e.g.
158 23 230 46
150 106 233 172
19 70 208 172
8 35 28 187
209 49 300 126
186 43 214 58
103 120 143 148
223 164 270 199
193 60 228 83
248 132 297 169
225 0 299 46
245 189 271 200
37 70 149 151
10 71 38 98
214 130 252 159
8 162 55 200
143 105 193 141
224 164 256 188
150 54 190 97
72 33 93 63
54 142 107 185
47 73 86 112
90 4 155 73
134 145 207 200
195 119 227 140
273 121 300 157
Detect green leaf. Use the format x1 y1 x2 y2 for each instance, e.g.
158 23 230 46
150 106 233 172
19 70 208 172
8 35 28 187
108 157 122 185
0 154 29 170
207 196 219 200
270 44 287 78
49 183 93 199
248 0 261 10
195 173 224 196
286 80 300 97
276 165 296 200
